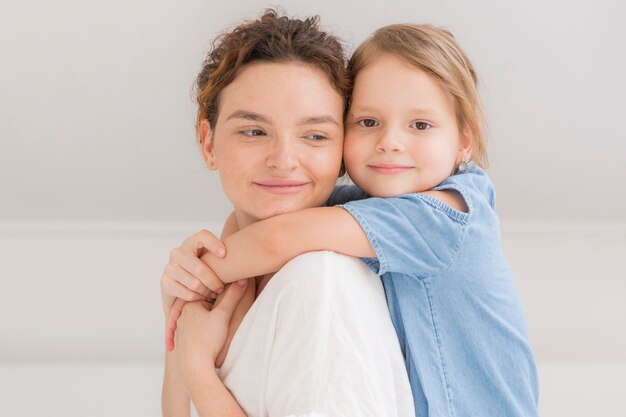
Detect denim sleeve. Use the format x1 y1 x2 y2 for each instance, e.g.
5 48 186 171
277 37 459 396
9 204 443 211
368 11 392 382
339 195 468 279
325 184 368 206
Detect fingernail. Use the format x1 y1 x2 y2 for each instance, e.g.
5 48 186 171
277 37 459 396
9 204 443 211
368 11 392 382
236 279 247 287
217 247 225 257
217 287 224 294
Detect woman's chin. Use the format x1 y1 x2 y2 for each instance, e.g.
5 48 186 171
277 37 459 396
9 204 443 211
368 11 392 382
250 200 319 221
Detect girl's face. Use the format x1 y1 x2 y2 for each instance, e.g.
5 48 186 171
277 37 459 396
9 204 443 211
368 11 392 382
201 62 344 227
344 53 472 197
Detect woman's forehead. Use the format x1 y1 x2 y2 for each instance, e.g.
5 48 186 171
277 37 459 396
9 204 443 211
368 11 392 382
217 62 344 123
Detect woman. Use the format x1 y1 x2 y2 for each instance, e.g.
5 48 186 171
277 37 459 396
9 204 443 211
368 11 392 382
160 10 414 417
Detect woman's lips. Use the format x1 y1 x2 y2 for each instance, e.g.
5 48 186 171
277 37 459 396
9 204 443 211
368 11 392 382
368 164 413 174
254 179 310 194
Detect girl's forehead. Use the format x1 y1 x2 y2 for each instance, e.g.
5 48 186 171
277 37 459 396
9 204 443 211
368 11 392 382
351 57 455 115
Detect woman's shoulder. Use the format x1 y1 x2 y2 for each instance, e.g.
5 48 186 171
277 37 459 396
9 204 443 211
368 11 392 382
280 251 372 277
283 250 361 265
267 251 383 297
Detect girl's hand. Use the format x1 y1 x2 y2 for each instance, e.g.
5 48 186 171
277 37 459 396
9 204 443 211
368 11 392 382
173 280 249 373
160 229 227 319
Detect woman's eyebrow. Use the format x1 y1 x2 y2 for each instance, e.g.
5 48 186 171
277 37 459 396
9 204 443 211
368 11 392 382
225 111 338 126
299 115 340 126
225 110 270 123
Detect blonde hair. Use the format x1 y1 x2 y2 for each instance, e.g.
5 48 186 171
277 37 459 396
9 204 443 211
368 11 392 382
348 24 488 168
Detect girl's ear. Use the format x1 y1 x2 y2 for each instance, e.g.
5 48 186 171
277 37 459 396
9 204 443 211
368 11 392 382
199 120 218 171
457 125 473 163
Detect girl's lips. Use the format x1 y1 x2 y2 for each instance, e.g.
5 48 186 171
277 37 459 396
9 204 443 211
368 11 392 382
254 179 310 194
368 165 413 174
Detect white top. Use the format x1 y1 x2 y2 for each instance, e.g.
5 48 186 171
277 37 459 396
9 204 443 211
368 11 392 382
215 251 414 417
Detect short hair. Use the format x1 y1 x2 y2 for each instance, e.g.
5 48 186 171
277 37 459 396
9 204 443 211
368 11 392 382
195 9 349 142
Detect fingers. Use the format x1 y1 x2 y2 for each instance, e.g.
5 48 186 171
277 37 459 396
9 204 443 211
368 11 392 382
168 233 226 295
212 279 248 319
163 229 228 352
161 230 226 316
161 272 208 303
177 254 224 295
166 298 187 352
184 229 226 258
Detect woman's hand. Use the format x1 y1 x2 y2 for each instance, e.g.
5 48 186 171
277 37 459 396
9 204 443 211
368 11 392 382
160 229 227 320
173 279 249 377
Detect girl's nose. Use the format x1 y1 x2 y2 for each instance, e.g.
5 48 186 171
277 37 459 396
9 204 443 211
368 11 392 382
375 128 404 153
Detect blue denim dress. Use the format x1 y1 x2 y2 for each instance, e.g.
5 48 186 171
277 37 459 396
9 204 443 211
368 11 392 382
330 164 539 417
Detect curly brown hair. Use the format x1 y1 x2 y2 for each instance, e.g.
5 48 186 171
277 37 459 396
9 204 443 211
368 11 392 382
195 9 349 143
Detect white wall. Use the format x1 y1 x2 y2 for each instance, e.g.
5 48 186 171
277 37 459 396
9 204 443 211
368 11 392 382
1 221 625 417
1 0 625 223
1 220 624 363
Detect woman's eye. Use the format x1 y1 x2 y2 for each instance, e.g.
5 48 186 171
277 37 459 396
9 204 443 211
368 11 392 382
357 119 378 128
305 134 327 141
241 129 265 137
411 121 432 130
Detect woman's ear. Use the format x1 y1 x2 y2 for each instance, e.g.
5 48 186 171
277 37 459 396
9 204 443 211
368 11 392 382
199 120 218 171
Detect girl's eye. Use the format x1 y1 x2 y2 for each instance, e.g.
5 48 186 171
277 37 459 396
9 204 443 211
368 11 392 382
241 129 265 137
305 133 327 141
357 118 378 128
411 121 432 130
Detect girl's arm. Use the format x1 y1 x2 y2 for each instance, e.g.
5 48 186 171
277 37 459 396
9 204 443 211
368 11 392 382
199 206 375 284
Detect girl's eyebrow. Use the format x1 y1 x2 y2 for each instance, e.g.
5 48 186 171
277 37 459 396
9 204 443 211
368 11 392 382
348 104 378 113
350 105 438 117
407 107 438 117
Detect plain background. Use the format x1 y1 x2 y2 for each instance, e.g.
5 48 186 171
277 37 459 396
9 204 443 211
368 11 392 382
1 0 625 415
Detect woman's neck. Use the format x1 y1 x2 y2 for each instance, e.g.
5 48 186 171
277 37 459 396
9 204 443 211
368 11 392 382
233 210 274 298
234 211 258 230
255 275 273 297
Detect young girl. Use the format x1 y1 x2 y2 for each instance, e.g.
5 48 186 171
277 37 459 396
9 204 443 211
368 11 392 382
171 24 538 417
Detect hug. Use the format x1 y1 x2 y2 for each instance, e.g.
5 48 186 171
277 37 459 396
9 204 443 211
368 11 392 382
160 9 539 417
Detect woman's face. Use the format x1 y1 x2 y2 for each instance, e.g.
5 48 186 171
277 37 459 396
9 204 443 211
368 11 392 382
201 62 344 227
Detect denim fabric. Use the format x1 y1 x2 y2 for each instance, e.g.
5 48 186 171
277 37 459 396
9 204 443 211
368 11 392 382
338 164 539 417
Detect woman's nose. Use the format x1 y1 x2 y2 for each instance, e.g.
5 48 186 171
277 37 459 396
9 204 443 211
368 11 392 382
375 128 404 153
266 137 299 170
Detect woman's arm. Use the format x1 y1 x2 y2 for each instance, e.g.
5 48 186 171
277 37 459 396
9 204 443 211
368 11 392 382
162 352 191 417
213 212 256 367
174 284 249 417
184 370 246 417
162 212 244 416
200 206 375 284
